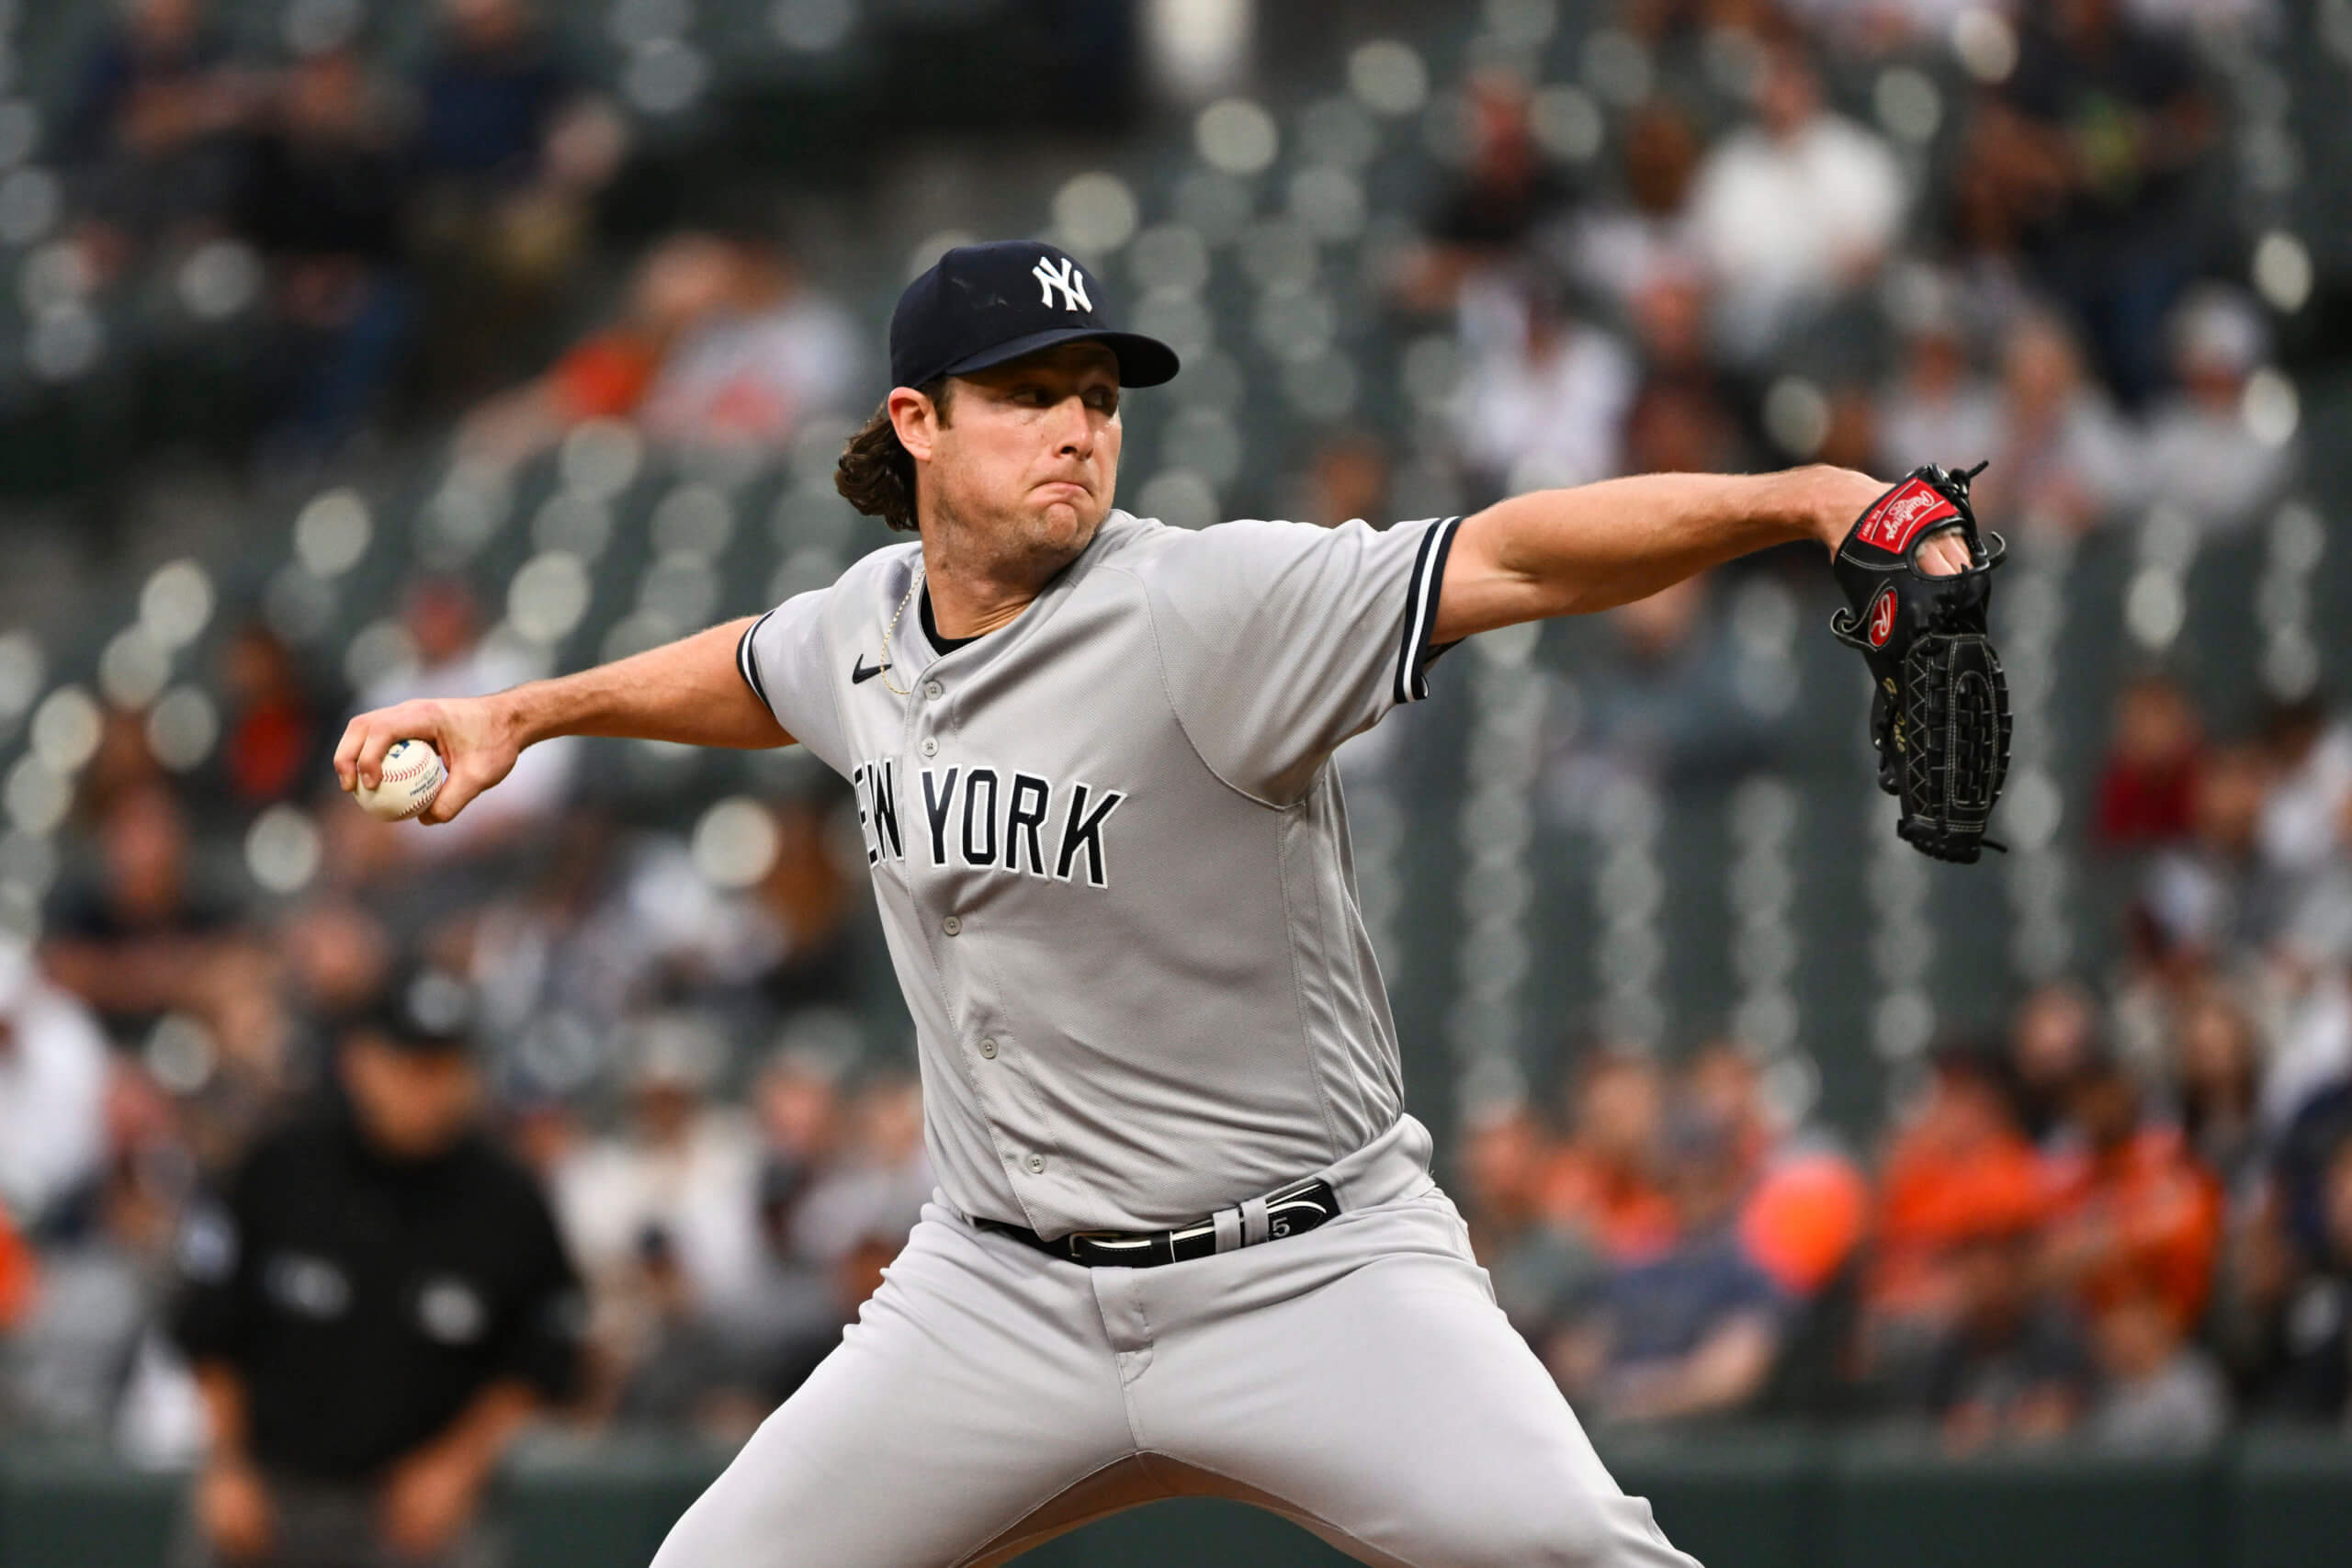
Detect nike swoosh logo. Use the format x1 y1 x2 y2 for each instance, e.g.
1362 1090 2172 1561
851 655 887 684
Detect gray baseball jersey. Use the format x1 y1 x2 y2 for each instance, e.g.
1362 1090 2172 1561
737 507 1461 1238
685 506 1705 1568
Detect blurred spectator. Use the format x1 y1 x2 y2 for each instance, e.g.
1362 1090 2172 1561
2007 980 2101 1147
1924 1224 2094 1451
788 1069 931 1271
2171 986 2263 1194
1397 71 1571 313
3 1147 197 1454
553 1013 765 1362
1620 258 1747 480
1285 431 1389 529
1543 574 1786 800
2086 1287 2230 1450
1871 1043 2048 1334
2138 743 2272 965
357 575 577 854
1452 268 1637 499
239 40 416 460
215 622 331 813
41 782 243 1046
746 796 865 1017
1540 1052 1676 1264
2097 673 2204 851
460 232 831 460
0 936 111 1233
610 1223 772 1440
2140 286 2298 533
2256 696 2352 943
271 897 394 1075
63 0 259 274
1459 1100 1605 1348
1554 1109 1784 1425
2258 1111 2352 1419
1875 273 2003 477
1568 106 1702 320
751 1023 849 1224
170 969 581 1567
1978 0 2216 404
411 0 623 400
1684 41 1906 365
2041 1056 2221 1333
726 1032 858 1393
1972 310 2139 534
1681 1044 1870 1303
637 236 861 454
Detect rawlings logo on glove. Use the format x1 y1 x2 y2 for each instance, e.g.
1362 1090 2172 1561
1830 462 2011 864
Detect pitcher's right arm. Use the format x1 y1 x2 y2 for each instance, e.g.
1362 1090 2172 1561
334 616 793 826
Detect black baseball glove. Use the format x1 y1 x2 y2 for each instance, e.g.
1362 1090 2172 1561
1829 462 2011 864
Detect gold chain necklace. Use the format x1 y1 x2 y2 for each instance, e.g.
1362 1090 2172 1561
876 562 922 696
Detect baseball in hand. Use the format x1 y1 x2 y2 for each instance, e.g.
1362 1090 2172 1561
355 739 447 822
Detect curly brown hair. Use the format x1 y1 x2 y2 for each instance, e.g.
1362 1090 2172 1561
833 380 952 533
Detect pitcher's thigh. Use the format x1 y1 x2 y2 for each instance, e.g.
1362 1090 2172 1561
1148 1212 1700 1568
650 1217 1132 1568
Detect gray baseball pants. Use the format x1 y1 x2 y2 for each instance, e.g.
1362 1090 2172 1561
649 1156 1699 1568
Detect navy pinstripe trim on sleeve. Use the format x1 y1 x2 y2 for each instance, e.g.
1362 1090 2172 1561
736 608 777 710
1391 515 1463 705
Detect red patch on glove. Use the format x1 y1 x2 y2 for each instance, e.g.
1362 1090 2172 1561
1855 477 1961 554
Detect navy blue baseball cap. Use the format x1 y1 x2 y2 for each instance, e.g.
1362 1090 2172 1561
889 240 1181 392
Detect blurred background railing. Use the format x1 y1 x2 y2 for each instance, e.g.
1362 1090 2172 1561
7 1427 2352 1568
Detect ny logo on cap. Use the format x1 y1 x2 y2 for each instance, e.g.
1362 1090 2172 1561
1034 254 1091 312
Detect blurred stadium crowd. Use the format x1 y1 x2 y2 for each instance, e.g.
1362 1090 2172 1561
4 0 2352 1502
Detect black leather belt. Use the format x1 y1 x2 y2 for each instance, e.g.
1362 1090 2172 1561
972 1175 1341 1269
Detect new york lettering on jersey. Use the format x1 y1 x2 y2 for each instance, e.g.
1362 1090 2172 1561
852 756 1125 887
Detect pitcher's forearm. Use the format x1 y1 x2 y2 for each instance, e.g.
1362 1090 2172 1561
503 618 792 750
1437 468 1873 641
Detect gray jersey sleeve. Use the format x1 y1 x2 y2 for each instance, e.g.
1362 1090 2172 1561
1136 514 1462 804
735 589 848 770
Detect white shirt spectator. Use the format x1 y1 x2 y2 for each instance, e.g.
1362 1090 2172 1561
1452 275 1637 496
554 1105 768 1322
1686 111 1906 362
2138 400 2296 535
2260 723 2351 879
0 940 109 1227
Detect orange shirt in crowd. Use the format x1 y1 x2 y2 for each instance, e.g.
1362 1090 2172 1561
1871 1127 2048 1316
0 1208 34 1330
1742 1148 1871 1297
2041 1126 2222 1329
1538 1149 1679 1264
549 333 661 422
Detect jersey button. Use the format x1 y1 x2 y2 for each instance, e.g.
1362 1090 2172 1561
978 1037 998 1059
942 915 962 936
922 680 944 700
920 737 939 758
1025 1154 1046 1174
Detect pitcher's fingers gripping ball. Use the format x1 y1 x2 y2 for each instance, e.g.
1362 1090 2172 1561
1829 460 2012 863
352 739 447 822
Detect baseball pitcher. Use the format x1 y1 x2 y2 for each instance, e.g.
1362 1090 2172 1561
338 242 1996 1567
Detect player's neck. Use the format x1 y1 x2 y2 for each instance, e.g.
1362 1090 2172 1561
917 513 1091 640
